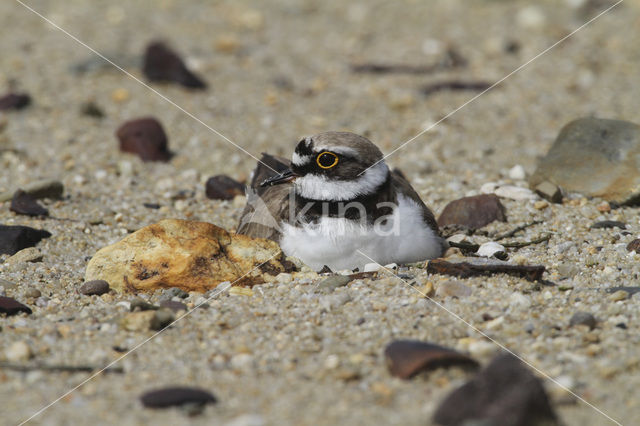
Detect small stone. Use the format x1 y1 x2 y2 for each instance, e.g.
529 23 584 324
534 181 563 203
130 298 160 311
0 296 32 316
159 300 188 312
164 287 189 299
0 225 51 256
476 242 506 259
384 340 478 379
569 312 597 330
205 175 245 200
143 41 207 89
534 200 549 210
80 101 105 119
508 165 526 180
590 220 626 230
433 354 557 425
5 341 33 362
436 280 472 298
23 288 41 299
0 93 31 111
494 185 537 201
116 117 172 162
317 275 352 292
596 201 611 212
0 179 64 202
609 290 629 302
79 280 110 296
627 239 640 253
605 286 640 296
364 263 383 272
5 247 43 265
10 190 49 217
437 194 506 230
530 118 640 205
140 386 216 408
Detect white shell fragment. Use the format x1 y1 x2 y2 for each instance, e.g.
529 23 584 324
508 165 526 180
494 185 537 200
476 242 506 258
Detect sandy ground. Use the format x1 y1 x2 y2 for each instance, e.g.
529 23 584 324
1 0 640 424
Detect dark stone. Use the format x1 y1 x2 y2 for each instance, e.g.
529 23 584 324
530 118 640 205
0 225 51 255
605 286 640 296
130 298 159 312
143 202 161 209
205 175 245 200
569 311 597 330
142 41 207 89
0 93 31 110
0 296 32 316
79 280 110 296
627 239 640 253
384 340 478 380
437 194 507 230
80 101 105 118
10 190 49 217
140 386 216 408
590 220 626 230
159 299 188 312
116 117 172 162
433 353 558 426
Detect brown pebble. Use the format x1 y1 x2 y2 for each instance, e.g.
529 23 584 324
0 93 31 110
143 41 207 89
79 280 110 296
626 239 640 253
437 194 506 230
116 117 172 162
0 225 51 256
24 288 41 299
10 190 49 217
205 175 245 200
0 296 32 316
140 386 216 408
384 340 478 379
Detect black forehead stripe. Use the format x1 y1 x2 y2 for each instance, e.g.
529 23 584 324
295 138 314 156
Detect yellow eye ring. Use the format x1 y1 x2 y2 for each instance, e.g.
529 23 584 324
316 151 339 169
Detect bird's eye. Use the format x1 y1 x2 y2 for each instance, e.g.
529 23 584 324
316 152 339 169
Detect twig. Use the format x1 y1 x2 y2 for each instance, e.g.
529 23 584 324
0 362 124 374
502 234 551 248
491 220 542 240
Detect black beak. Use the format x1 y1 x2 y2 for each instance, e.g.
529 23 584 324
260 169 299 187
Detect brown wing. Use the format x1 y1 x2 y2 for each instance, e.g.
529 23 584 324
390 169 441 236
237 153 292 241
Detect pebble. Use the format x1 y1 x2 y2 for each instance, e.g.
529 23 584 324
609 290 629 302
0 225 51 256
140 386 216 408
384 340 478 379
494 185 537 201
627 239 640 253
130 298 160 312
476 242 506 259
205 175 245 200
363 263 382 272
143 41 207 89
591 220 626 230
164 287 189 299
0 92 31 110
159 300 188 312
508 165 526 180
23 288 41 299
317 275 352 292
530 117 640 204
534 181 563 203
0 296 32 316
436 280 472 298
79 280 110 296
0 180 64 202
434 354 556 425
5 341 33 362
5 247 43 265
437 194 506 230
533 200 549 210
569 312 597 330
116 117 172 162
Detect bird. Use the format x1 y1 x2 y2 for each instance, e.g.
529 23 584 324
237 131 447 271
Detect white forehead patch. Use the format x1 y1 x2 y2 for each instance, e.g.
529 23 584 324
294 161 389 201
313 145 358 157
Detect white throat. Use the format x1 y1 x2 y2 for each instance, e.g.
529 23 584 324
293 162 389 201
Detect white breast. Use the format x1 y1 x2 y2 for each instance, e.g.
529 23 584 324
279 194 444 271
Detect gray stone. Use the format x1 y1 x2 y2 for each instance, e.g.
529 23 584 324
569 311 596 330
79 280 110 296
317 275 352 292
530 118 640 205
534 181 563 203
0 179 64 202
